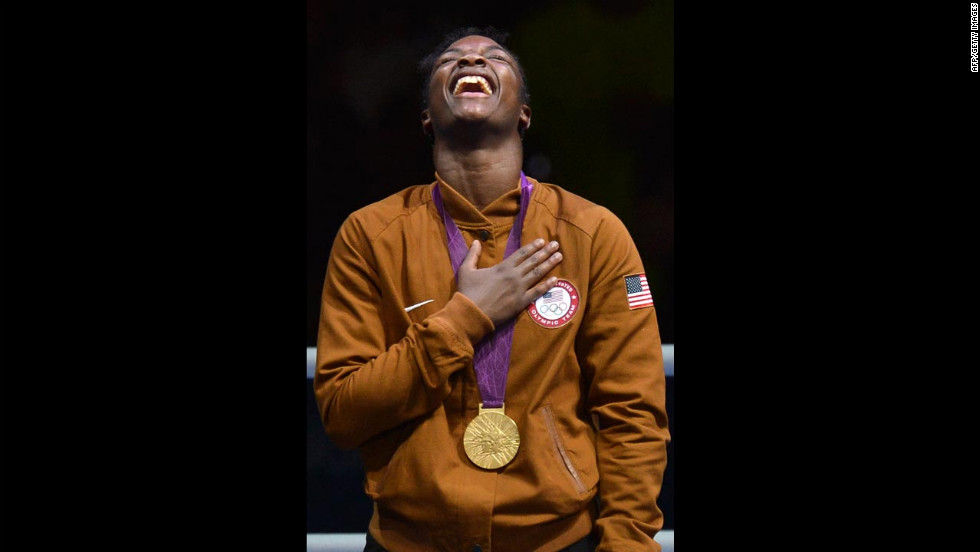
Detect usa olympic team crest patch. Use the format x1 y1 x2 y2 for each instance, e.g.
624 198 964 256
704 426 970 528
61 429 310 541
527 279 579 328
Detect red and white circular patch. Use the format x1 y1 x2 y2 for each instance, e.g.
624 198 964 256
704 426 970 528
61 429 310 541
527 279 580 328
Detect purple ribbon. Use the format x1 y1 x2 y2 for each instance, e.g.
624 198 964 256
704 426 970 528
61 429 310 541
431 173 533 408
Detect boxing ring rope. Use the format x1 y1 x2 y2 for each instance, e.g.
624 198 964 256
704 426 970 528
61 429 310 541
306 344 675 552
306 531 674 552
306 344 674 378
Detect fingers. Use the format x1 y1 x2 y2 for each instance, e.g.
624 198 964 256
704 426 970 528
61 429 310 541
460 239 482 272
519 240 562 279
506 238 548 266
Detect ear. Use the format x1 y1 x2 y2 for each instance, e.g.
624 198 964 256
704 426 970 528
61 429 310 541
421 109 433 139
518 105 532 134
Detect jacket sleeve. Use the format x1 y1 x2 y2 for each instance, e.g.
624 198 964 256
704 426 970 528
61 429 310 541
313 214 494 450
575 210 671 552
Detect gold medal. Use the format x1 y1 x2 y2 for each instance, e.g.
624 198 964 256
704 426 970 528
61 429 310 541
463 403 520 469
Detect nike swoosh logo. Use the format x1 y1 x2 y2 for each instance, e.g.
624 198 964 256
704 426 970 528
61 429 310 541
404 299 434 313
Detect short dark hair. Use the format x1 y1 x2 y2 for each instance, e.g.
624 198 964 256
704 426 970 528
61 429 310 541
417 26 530 111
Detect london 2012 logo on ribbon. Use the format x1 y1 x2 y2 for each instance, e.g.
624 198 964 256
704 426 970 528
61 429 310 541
528 279 579 328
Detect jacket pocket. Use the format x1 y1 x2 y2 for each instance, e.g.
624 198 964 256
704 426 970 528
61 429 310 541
541 404 587 494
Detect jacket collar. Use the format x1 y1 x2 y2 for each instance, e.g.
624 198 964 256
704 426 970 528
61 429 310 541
433 172 525 228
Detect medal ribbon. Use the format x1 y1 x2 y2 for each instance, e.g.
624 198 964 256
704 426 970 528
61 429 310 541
431 172 533 409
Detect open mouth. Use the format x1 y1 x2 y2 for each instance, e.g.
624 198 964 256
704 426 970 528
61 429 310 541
452 75 493 96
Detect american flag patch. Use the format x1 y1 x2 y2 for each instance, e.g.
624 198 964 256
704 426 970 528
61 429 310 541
624 273 654 310
542 289 566 304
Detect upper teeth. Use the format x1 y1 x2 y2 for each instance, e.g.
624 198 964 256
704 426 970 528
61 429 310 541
453 76 492 95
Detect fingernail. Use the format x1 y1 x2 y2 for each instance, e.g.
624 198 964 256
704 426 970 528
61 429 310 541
535 238 545 246
550 241 559 248
554 253 562 260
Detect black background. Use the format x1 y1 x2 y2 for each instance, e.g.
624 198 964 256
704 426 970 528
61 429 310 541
1 1 976 550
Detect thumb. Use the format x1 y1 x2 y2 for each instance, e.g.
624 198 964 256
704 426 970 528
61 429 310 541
460 239 482 272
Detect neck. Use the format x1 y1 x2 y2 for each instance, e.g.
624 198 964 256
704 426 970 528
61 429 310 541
433 140 524 211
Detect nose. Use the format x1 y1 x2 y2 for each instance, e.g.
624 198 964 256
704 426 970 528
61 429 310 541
457 53 486 68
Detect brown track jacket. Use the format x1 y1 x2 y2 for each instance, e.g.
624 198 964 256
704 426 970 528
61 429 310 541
314 174 670 552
